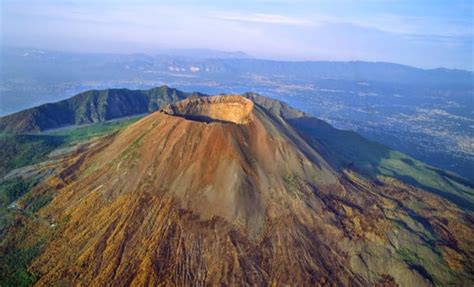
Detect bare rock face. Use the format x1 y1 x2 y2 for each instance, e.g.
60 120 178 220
161 95 254 124
20 95 474 286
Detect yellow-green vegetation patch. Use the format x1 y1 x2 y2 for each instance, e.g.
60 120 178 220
396 246 460 286
0 177 38 208
0 117 143 178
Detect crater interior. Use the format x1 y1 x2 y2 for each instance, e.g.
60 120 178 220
161 95 254 124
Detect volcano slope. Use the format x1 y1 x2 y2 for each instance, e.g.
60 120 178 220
8 95 473 286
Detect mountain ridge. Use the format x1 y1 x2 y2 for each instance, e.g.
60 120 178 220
0 86 205 133
0 87 305 134
9 94 471 286
1 87 472 210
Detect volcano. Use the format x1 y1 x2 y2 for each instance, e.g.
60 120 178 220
12 95 473 286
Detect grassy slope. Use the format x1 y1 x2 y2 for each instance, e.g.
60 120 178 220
0 117 141 286
290 117 474 211
0 117 141 178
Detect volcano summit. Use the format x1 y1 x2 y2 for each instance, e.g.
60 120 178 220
161 95 254 124
1 92 473 286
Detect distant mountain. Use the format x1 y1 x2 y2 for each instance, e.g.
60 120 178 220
0 86 304 134
1 47 472 200
3 94 472 286
207 59 473 87
2 48 472 89
0 86 205 133
155 48 251 59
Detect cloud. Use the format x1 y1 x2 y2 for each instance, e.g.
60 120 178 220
1 1 472 69
211 12 313 25
324 14 474 39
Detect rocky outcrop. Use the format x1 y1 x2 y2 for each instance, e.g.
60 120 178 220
22 95 473 286
161 95 254 124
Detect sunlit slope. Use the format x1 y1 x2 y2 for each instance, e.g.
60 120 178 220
6 95 470 286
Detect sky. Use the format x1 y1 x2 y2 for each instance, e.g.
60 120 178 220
1 0 473 70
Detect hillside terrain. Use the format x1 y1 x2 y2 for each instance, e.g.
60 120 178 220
2 48 472 180
0 86 203 133
0 93 472 286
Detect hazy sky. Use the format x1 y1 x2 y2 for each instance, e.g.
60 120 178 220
1 0 473 70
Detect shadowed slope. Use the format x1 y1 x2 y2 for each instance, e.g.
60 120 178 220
5 95 472 286
289 117 474 211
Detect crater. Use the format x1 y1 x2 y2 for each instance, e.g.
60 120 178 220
161 95 254 124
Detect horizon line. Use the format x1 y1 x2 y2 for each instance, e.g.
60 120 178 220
2 45 472 73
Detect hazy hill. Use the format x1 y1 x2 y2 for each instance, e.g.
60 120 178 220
2 48 472 88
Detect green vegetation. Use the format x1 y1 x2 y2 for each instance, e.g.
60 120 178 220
25 194 53 213
46 116 140 142
0 178 37 208
0 117 141 286
83 162 98 177
283 174 298 190
376 150 474 208
290 117 474 210
283 174 303 198
0 85 194 134
0 117 141 178
115 124 152 167
0 203 51 287
0 236 45 287
0 178 51 286
396 246 459 286
0 134 64 177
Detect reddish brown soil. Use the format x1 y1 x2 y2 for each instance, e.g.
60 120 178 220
25 96 473 286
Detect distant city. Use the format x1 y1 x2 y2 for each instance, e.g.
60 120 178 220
1 47 473 180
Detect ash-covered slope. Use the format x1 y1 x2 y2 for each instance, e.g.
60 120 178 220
17 96 474 286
